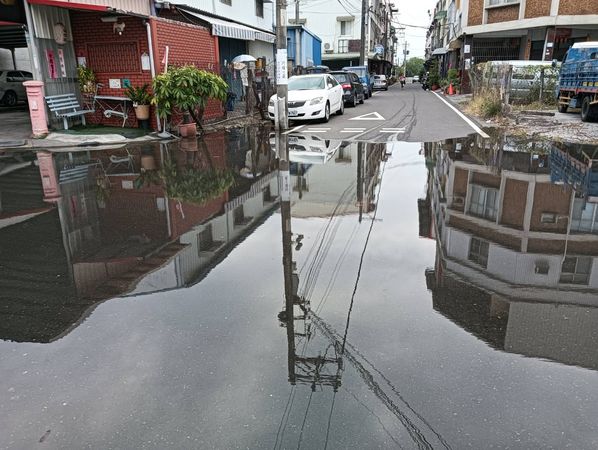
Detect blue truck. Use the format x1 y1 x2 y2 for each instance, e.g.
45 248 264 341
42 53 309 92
556 42 598 122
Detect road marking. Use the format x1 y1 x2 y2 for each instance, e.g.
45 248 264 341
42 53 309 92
349 111 385 121
432 92 490 139
380 128 405 132
340 128 366 133
302 128 330 133
283 125 305 134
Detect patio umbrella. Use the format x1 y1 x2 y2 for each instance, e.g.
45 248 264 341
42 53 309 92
232 54 257 63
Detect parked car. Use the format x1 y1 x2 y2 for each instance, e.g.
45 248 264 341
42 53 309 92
268 74 344 123
554 41 598 121
412 75 420 83
0 70 32 106
330 70 365 107
268 132 342 165
342 65 373 98
304 65 330 74
373 74 388 91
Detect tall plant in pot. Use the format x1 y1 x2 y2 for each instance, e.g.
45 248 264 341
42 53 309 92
126 84 152 122
152 65 228 136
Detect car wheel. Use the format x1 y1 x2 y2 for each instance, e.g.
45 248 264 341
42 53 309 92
322 102 330 123
352 94 358 107
337 99 344 115
359 93 365 104
581 96 597 122
2 90 17 107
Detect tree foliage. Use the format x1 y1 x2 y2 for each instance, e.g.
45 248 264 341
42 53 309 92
405 57 425 77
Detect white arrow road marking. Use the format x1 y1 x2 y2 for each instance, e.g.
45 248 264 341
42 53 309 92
283 125 305 134
348 111 385 121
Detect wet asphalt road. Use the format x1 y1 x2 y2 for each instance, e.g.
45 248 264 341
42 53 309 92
288 83 478 142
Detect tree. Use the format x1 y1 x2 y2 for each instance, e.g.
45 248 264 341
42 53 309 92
405 57 425 78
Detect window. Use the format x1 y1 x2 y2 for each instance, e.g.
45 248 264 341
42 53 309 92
327 76 339 87
340 20 352 36
255 0 263 17
560 256 592 285
468 184 498 220
468 237 489 268
220 0 231 5
338 39 349 53
487 0 519 6
571 199 598 234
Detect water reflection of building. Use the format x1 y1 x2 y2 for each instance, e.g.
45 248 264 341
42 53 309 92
425 135 598 371
0 128 278 342
427 135 598 304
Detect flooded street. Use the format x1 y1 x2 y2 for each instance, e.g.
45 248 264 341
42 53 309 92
2 128 598 449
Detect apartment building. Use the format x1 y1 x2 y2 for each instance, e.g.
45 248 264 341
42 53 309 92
426 0 598 87
290 0 398 74
427 135 598 306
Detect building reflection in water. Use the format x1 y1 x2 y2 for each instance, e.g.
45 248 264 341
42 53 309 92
0 127 278 343
423 134 598 370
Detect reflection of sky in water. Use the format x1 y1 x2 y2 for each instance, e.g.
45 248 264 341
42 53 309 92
1 142 598 449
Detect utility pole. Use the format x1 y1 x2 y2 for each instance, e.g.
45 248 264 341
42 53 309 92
359 0 367 66
402 41 408 77
275 0 288 131
295 0 301 72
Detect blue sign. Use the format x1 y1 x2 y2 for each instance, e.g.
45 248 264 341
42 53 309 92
374 44 384 55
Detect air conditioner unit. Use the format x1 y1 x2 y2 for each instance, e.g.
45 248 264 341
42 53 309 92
324 42 333 53
452 196 464 207
534 260 549 275
540 212 557 224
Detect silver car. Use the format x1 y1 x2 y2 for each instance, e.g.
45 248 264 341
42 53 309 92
0 70 32 106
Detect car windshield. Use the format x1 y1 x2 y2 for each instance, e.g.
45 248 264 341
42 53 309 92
346 68 366 77
288 76 325 90
332 73 349 83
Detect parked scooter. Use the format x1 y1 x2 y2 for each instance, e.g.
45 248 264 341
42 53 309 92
421 72 430 91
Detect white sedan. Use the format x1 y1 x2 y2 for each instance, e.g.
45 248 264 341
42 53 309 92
268 74 344 123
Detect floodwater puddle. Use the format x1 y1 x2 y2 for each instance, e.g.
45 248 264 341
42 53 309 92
1 127 598 449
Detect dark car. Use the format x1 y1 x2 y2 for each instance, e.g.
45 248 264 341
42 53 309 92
330 70 365 107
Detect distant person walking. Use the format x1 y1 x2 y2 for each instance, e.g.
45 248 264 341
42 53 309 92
399 75 405 88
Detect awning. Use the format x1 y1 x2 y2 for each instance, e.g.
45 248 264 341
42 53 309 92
182 10 275 43
27 0 109 12
0 24 27 49
432 47 449 55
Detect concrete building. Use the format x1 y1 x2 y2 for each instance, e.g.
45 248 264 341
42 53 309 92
289 0 398 74
287 25 322 70
427 135 598 306
425 0 598 87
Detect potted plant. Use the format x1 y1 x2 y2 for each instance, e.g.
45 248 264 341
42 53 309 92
428 60 441 91
152 65 228 137
126 84 152 121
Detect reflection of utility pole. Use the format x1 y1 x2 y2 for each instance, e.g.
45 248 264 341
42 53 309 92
357 141 364 223
275 0 288 131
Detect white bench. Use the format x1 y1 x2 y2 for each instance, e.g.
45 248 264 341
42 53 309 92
45 93 94 130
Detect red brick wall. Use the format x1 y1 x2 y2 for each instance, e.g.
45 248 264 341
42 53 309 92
71 12 154 128
525 0 551 18
467 0 484 26
559 0 598 15
487 5 519 24
151 17 224 121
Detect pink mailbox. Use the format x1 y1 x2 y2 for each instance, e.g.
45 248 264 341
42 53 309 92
23 80 49 138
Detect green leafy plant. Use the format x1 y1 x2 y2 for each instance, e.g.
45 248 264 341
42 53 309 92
77 65 96 94
126 84 152 106
428 60 440 87
152 65 228 126
159 157 235 205
134 169 161 190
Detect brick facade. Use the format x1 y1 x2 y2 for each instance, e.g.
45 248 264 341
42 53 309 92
500 179 527 230
525 0 551 18
559 0 598 15
487 5 520 24
467 0 484 26
71 12 154 127
151 17 224 121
